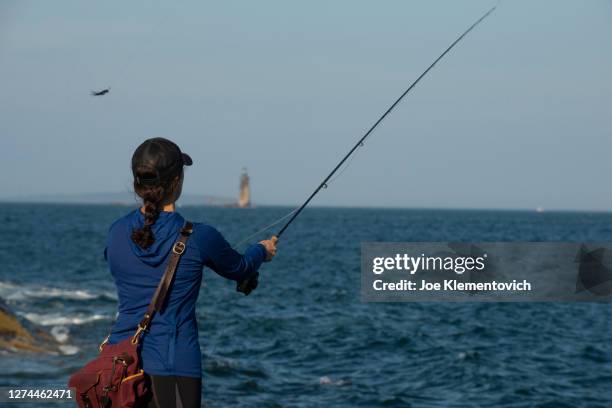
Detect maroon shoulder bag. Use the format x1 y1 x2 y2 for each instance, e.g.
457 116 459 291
68 222 193 408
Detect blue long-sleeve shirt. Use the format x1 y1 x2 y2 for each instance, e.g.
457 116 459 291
105 209 266 377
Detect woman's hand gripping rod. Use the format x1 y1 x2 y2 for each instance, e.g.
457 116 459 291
237 236 278 295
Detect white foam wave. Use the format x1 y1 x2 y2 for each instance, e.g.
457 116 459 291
0 281 116 302
20 312 110 326
59 345 80 355
319 376 351 386
50 326 70 343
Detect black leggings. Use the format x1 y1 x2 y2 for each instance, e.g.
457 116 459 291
144 373 201 408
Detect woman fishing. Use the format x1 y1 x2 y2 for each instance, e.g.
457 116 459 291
102 137 276 407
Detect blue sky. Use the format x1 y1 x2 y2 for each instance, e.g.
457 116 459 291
1 0 611 210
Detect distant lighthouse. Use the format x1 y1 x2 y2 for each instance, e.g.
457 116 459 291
238 168 251 208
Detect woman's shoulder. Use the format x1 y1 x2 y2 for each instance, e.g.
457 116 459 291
189 222 230 247
191 222 222 238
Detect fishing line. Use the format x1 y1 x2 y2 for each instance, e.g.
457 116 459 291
233 144 362 247
326 141 364 186
233 207 299 247
234 145 362 247
273 5 497 240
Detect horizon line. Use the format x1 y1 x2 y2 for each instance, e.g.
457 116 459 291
1 199 610 214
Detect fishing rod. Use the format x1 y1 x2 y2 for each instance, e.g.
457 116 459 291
272 5 497 241
237 6 497 295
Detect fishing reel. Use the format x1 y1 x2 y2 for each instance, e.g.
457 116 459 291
236 272 259 295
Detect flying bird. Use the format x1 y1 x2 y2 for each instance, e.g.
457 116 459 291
91 87 110 96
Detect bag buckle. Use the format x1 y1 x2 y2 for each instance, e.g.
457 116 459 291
173 241 186 255
98 334 110 352
131 324 146 345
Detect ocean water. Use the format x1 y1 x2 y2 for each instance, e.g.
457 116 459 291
1 204 611 407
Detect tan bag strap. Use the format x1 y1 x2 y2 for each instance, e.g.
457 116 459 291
131 221 193 344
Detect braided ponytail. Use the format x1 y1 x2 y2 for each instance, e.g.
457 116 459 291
131 184 166 248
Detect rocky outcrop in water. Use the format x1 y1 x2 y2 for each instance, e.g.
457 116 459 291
0 297 60 353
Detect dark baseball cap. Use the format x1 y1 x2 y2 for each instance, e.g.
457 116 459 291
132 137 192 184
